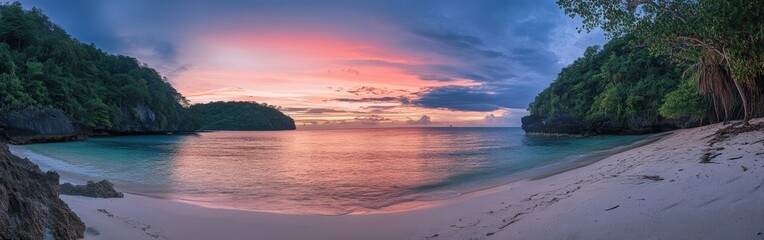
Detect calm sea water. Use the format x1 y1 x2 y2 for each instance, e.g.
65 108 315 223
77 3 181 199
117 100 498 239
21 128 649 214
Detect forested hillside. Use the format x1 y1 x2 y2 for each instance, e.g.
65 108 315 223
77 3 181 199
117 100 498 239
523 36 703 135
525 1 764 136
190 101 296 131
0 3 295 143
560 1 762 124
0 2 199 133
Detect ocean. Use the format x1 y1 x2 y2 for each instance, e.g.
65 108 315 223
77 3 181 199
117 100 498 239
18 128 650 215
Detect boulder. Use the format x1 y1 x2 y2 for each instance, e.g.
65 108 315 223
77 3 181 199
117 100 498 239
60 180 124 198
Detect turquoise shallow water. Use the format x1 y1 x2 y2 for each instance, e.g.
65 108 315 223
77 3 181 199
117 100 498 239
22 128 649 214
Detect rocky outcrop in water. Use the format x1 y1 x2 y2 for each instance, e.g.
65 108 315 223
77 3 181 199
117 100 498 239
522 114 698 136
0 106 88 144
60 180 124 198
521 114 588 136
0 142 85 239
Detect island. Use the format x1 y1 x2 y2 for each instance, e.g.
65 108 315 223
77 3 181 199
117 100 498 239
190 101 297 131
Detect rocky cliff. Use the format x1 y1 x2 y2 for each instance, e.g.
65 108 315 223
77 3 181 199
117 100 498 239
0 106 88 144
0 141 85 239
1 105 199 144
522 114 698 137
96 105 198 134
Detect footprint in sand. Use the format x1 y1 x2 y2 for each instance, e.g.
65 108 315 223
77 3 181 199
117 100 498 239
97 208 169 239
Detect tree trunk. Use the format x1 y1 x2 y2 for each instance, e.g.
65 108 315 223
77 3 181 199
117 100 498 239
732 78 751 125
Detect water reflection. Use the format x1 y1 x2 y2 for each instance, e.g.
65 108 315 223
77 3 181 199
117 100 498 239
169 129 486 213
25 128 647 214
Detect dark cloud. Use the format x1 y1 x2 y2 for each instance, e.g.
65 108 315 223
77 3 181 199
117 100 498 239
414 30 483 48
361 105 398 110
406 115 432 125
484 114 499 122
17 0 119 50
412 85 536 111
418 75 454 82
306 108 349 114
413 30 504 59
165 65 191 79
327 68 360 76
281 107 310 112
353 115 391 125
360 105 400 114
121 36 179 62
282 107 362 114
481 109 528 126
330 97 407 103
343 59 516 84
345 86 396 96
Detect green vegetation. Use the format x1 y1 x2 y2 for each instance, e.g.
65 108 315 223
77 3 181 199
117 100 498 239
557 0 764 125
0 2 199 129
190 101 296 131
659 80 707 122
0 3 296 133
528 35 701 127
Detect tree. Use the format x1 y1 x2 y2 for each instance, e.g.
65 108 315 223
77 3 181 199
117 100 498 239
0 2 34 49
557 0 764 125
659 79 707 123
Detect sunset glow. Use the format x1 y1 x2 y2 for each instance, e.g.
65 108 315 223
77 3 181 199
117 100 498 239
21 0 606 128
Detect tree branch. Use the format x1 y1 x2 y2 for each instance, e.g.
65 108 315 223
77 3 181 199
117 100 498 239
629 0 687 24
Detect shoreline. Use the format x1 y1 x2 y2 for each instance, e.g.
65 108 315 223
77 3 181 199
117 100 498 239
9 120 764 239
9 132 664 216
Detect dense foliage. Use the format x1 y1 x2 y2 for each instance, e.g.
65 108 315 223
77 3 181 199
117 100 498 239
528 35 704 127
0 2 199 130
557 0 764 124
190 101 296 131
658 79 707 121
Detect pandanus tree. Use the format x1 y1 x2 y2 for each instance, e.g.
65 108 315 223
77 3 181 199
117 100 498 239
557 0 764 125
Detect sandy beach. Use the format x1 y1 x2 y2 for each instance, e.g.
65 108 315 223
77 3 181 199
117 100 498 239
10 119 764 240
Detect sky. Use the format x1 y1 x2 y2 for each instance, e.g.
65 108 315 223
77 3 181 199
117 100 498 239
18 0 604 128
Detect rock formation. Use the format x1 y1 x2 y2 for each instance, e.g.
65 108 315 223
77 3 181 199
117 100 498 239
0 104 199 144
100 104 199 134
0 142 85 239
60 180 124 198
522 114 698 136
0 106 88 144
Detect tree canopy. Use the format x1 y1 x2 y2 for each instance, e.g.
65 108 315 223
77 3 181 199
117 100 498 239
557 0 764 124
0 2 199 130
190 101 296 131
528 35 704 130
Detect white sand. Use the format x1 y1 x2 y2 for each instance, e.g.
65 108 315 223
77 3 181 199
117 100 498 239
11 119 764 239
